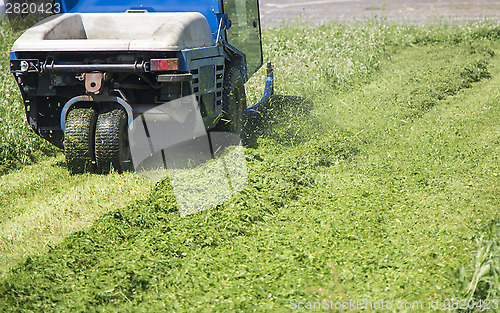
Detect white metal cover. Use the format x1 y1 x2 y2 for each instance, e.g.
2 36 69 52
12 12 215 52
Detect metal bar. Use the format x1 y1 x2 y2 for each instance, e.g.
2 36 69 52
44 62 148 73
60 95 134 131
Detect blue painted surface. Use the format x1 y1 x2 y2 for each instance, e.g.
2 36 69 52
58 0 79 12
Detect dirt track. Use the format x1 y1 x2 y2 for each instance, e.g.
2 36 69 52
260 0 500 28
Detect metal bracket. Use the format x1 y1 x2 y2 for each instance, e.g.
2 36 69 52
215 14 229 46
83 72 104 94
247 62 274 118
126 9 149 13
157 73 193 83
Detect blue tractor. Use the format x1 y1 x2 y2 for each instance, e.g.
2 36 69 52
9 0 274 173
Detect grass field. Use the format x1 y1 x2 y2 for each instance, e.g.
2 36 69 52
0 19 55 174
0 18 499 311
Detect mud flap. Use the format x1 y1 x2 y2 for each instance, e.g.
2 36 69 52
128 95 247 217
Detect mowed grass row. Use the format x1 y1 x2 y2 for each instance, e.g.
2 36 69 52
0 20 498 311
0 155 154 277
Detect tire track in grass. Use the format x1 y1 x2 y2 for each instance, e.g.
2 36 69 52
0 153 154 277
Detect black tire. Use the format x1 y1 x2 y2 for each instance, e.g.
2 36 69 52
216 65 247 136
64 108 97 174
95 108 132 174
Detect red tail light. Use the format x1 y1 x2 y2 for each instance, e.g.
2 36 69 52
150 58 179 72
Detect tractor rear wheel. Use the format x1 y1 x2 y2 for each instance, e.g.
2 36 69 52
216 65 247 136
95 108 132 174
64 108 97 174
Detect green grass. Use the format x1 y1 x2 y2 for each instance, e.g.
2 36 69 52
0 19 155 278
0 18 55 174
0 155 154 277
452 221 500 305
0 19 499 311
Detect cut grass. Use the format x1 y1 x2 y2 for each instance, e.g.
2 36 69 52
0 20 499 311
0 19 155 278
0 18 500 312
311 46 500 301
0 154 154 277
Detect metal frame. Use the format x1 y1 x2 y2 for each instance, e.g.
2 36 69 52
60 95 134 131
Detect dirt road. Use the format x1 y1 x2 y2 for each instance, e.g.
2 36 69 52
260 0 500 27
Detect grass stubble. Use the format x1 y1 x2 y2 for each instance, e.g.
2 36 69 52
0 17 499 311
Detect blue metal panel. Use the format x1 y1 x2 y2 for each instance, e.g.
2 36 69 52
59 0 79 11
58 0 221 39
